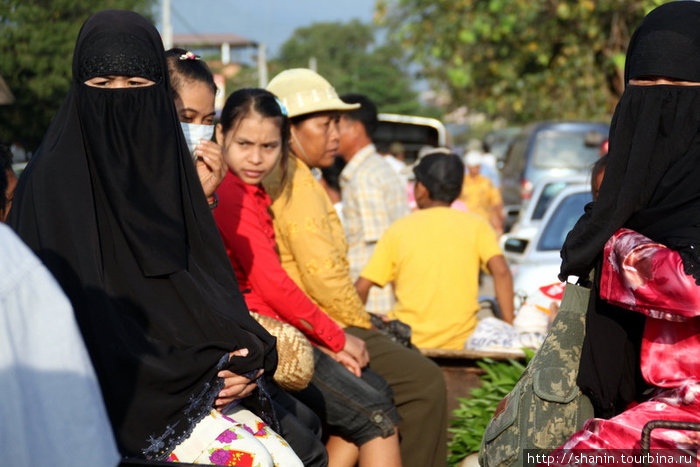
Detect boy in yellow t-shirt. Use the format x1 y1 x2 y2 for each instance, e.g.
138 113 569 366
355 152 514 350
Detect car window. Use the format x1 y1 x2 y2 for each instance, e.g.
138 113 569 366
531 181 569 220
537 192 592 251
532 130 601 169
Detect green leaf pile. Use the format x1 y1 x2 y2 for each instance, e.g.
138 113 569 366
447 350 534 466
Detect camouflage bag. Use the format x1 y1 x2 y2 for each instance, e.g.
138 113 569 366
479 279 594 466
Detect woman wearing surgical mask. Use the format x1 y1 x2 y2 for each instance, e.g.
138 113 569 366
165 48 226 203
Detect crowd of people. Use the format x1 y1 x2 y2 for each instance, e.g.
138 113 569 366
4 1 700 465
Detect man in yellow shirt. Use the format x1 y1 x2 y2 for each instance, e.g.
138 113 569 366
356 152 515 350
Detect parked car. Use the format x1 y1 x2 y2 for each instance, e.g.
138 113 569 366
483 126 520 168
504 174 589 244
500 121 607 229
502 184 591 308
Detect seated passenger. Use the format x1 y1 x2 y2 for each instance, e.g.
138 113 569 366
213 88 401 467
165 49 328 466
7 10 300 465
549 1 700 460
165 48 227 201
0 148 119 467
355 152 515 350
263 68 448 467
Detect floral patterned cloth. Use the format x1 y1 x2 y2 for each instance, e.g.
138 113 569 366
544 229 700 464
168 407 302 467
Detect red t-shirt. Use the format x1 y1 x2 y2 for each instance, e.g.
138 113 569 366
214 172 345 351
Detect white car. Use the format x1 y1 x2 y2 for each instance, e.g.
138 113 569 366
503 184 592 308
502 174 589 249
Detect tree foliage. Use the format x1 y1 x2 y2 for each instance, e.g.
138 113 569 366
0 0 155 152
377 0 669 123
276 20 421 115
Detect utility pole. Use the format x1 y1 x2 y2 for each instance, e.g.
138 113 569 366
162 0 173 49
257 43 268 88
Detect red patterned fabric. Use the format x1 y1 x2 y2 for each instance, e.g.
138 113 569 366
600 229 700 387
545 229 700 462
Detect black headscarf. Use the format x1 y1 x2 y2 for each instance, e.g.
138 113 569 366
7 10 277 459
559 1 700 417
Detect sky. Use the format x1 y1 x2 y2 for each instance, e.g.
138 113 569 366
161 0 378 57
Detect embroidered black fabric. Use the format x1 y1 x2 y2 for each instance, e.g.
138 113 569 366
7 10 278 458
142 364 279 460
143 374 225 459
78 32 161 83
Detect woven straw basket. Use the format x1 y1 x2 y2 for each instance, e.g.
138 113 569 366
250 312 314 391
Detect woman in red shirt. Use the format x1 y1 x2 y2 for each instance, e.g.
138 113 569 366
213 88 402 467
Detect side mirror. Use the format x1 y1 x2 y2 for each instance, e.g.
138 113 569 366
503 237 529 254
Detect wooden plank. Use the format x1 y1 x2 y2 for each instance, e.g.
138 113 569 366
420 347 526 420
420 347 526 360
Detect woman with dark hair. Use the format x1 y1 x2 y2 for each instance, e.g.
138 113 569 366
165 50 328 467
551 0 700 455
214 87 402 467
7 10 301 465
165 48 226 202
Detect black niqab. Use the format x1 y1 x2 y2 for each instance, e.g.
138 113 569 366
7 10 277 459
559 1 700 417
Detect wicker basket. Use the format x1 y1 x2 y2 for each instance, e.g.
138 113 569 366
250 312 314 391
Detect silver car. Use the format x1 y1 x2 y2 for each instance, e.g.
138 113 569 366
500 120 607 229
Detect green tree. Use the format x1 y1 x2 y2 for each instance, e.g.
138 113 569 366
276 20 421 115
377 0 668 123
0 0 155 152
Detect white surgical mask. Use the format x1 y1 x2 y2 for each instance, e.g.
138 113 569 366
180 122 215 161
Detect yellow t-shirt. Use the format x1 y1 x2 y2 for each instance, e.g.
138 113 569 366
360 207 502 349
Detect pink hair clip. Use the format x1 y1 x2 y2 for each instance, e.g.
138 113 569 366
179 51 200 61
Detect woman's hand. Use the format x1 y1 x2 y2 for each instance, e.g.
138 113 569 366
342 332 370 369
214 348 263 411
318 346 363 377
195 140 227 198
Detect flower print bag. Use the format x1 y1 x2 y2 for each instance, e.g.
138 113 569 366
479 275 594 466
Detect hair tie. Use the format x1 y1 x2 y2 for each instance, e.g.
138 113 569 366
274 97 288 117
179 51 200 61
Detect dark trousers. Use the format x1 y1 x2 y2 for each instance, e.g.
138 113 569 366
268 381 328 467
293 347 400 445
346 327 448 467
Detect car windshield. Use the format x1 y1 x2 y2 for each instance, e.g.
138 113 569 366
537 192 592 251
531 181 570 220
532 130 601 169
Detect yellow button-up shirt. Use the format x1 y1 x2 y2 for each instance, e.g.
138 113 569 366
458 173 502 223
263 155 372 329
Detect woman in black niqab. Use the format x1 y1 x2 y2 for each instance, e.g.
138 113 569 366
7 10 278 459
559 1 700 418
